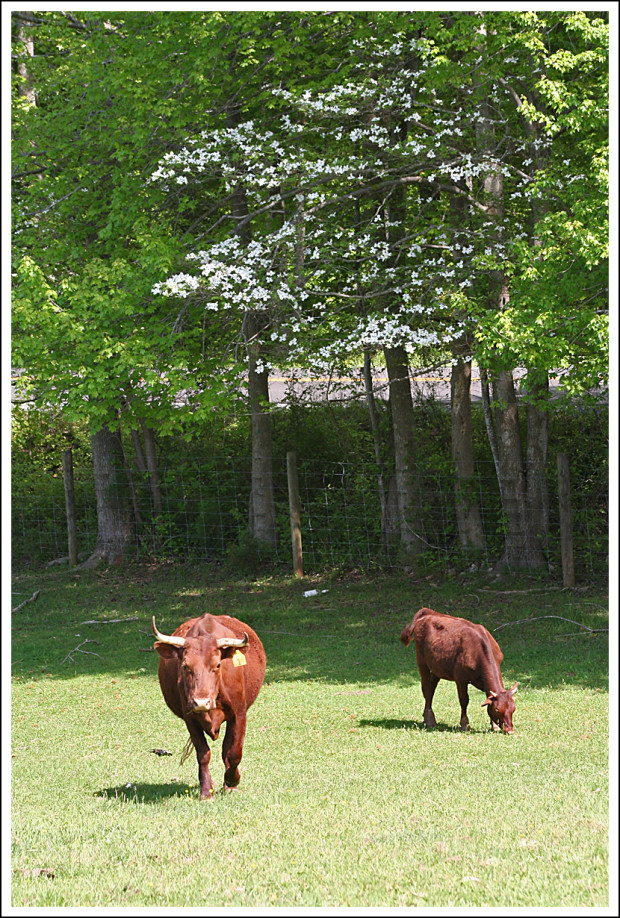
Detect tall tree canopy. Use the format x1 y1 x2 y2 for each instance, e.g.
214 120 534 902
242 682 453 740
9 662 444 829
12 10 609 566
13 10 608 416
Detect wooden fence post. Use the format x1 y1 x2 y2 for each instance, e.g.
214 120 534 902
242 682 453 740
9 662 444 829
61 449 78 567
557 452 575 588
287 451 303 578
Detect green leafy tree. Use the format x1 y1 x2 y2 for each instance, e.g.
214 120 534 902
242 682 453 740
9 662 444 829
13 11 608 569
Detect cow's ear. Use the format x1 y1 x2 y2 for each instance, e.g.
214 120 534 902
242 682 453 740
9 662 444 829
154 641 179 660
219 645 238 661
509 682 518 695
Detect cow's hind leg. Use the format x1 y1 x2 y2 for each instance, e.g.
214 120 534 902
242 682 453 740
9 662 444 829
416 654 439 728
222 713 246 789
456 680 470 731
186 719 214 800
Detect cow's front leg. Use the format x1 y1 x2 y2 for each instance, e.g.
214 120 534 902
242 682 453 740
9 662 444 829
222 713 246 789
186 719 214 800
456 681 470 731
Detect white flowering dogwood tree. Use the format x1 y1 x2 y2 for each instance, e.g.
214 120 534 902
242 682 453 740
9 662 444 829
150 11 608 564
13 11 608 566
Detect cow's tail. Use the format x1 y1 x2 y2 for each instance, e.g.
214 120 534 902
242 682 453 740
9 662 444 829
180 735 194 766
400 621 415 646
401 608 435 646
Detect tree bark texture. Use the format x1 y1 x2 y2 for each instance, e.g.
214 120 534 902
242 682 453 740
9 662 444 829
525 368 550 560
448 184 484 553
227 104 277 549
61 449 78 567
474 27 547 571
245 312 277 549
492 371 547 570
13 12 36 105
141 420 163 516
383 345 423 557
450 340 485 551
363 348 390 557
480 366 502 501
85 423 135 567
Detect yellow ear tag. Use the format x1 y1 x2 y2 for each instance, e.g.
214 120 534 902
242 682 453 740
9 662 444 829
232 649 247 667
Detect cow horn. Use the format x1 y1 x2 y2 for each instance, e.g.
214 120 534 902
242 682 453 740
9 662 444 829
152 617 186 648
216 632 249 650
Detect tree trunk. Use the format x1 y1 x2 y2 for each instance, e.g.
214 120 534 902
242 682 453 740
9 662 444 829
492 370 547 570
525 368 550 563
480 366 502 499
141 420 163 516
130 427 147 475
448 181 484 553
13 12 36 106
363 347 390 557
383 345 423 558
474 18 545 570
451 338 485 551
226 105 277 551
245 312 277 549
492 370 527 569
83 423 135 567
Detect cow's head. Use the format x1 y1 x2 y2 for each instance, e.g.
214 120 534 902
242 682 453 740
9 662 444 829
481 682 517 734
152 617 248 715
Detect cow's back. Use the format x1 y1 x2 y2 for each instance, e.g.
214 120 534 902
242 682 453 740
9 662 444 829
412 608 495 680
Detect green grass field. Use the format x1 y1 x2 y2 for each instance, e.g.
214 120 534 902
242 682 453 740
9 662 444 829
10 563 609 907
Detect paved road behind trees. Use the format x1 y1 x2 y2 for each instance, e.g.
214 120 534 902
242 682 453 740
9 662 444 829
267 368 571 406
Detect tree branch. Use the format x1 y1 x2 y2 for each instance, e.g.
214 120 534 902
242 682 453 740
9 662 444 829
61 639 102 664
493 615 607 634
12 590 40 613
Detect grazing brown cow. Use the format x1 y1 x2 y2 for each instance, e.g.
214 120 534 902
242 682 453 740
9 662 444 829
153 613 266 799
400 607 517 733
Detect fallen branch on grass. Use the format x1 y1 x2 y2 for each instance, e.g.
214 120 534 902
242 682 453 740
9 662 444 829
493 615 607 634
61 639 101 664
80 616 139 625
12 590 40 613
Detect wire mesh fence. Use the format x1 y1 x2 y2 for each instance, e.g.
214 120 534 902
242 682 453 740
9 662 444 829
11 453 608 578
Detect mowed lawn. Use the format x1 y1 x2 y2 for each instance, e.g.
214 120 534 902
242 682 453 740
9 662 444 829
10 563 609 908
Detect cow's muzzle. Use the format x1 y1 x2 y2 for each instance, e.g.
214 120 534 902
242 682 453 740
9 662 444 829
187 698 214 714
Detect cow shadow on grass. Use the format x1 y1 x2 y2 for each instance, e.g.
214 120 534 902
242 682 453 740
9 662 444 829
357 717 474 733
98 782 194 803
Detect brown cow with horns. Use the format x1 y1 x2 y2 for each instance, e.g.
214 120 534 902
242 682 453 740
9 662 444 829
153 613 266 799
400 607 517 733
